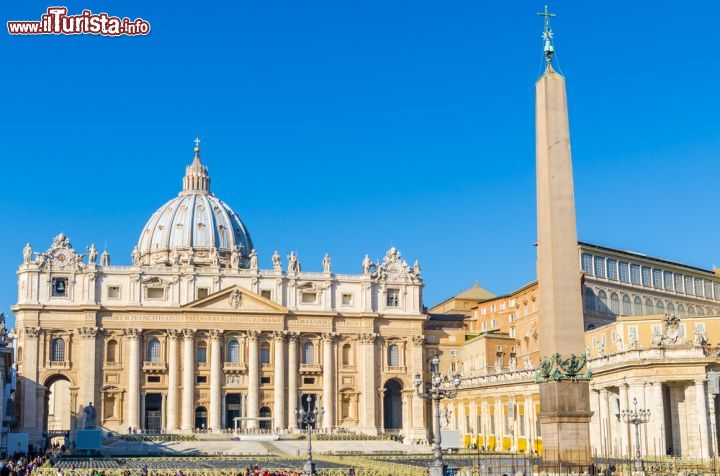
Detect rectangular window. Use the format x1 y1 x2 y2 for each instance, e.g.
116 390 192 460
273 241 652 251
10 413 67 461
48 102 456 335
695 278 704 297
481 321 487 332
664 271 674 291
679 324 686 338
705 281 713 300
619 262 630 283
260 376 271 385
652 269 663 289
630 264 641 285
519 409 525 436
674 274 684 293
260 289 272 300
303 377 315 385
628 326 638 343
147 376 160 383
594 256 606 278
196 346 207 363
581 253 593 275
51 277 68 297
197 287 209 299
641 266 652 287
301 292 317 304
341 293 353 306
490 319 496 329
386 289 400 307
476 415 482 435
714 283 720 301
695 323 706 335
684 276 694 295
651 325 661 336
607 259 618 281
147 287 164 299
107 285 120 299
196 376 207 384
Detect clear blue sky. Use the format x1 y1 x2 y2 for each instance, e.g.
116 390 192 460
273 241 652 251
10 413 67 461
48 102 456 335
2 1 719 329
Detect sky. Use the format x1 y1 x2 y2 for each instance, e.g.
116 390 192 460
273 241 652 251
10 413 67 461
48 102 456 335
1 1 719 329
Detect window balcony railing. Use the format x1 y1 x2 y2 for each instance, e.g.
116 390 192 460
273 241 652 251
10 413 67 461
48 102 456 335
299 364 322 374
340 364 356 372
47 361 70 370
142 361 167 372
386 365 406 373
223 361 247 373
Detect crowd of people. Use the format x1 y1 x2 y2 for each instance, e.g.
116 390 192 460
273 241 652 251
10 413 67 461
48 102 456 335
0 452 48 476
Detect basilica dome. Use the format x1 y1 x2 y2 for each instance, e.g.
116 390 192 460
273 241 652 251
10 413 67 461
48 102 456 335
134 144 253 267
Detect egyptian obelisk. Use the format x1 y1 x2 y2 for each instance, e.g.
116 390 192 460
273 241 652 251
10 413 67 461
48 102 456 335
535 6 592 469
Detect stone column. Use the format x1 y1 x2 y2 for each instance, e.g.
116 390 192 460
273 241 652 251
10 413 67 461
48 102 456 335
78 327 100 413
599 388 611 456
21 327 40 439
619 384 629 458
524 396 534 452
166 330 181 431
457 401 467 435
652 381 665 456
287 333 299 430
181 329 195 431
695 379 710 459
209 329 223 431
273 331 286 430
246 331 259 429
359 333 378 435
322 332 337 429
409 335 427 440
124 328 141 430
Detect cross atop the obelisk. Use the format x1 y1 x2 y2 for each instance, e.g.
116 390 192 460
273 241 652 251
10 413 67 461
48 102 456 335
537 5 556 66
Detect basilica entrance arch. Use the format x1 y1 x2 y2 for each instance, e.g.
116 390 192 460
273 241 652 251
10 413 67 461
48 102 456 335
44 375 72 434
383 379 403 431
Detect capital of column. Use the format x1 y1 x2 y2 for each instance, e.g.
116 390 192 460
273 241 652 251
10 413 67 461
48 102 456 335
287 331 299 343
272 330 287 342
411 335 425 346
246 330 259 342
24 326 40 338
167 329 182 340
182 329 197 340
209 329 224 340
695 378 707 385
123 328 142 339
321 331 339 343
357 332 377 344
77 326 102 339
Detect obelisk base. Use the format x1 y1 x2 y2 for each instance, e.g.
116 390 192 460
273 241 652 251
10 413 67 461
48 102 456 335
538 380 593 472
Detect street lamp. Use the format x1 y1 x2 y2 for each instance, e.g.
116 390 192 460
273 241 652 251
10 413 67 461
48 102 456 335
414 354 462 476
621 397 651 473
296 395 322 476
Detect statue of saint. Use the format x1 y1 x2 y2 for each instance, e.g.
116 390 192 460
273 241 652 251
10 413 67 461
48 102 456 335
412 260 421 275
83 402 97 429
131 246 140 265
22 243 33 264
287 251 301 273
87 244 98 264
100 249 111 267
272 251 282 271
186 249 195 266
169 249 180 266
322 253 331 273
209 247 220 266
249 249 258 270
362 254 373 274
230 246 241 269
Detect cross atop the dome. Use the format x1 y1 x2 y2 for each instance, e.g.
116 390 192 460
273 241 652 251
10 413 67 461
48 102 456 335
194 137 201 148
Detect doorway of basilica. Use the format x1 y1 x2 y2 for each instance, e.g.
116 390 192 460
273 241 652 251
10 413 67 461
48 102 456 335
144 393 162 431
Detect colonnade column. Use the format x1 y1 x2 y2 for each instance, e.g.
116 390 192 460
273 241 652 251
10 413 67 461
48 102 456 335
21 327 40 437
209 329 223 431
124 328 141 430
619 383 629 458
599 388 610 456
410 335 426 440
246 330 259 429
695 379 710 459
322 332 337 429
180 329 195 431
359 333 378 435
287 333 299 430
273 331 286 430
78 327 100 415
166 330 180 431
651 382 665 456
524 396 533 452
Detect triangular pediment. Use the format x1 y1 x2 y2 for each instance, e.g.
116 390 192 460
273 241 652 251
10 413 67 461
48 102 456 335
182 285 287 313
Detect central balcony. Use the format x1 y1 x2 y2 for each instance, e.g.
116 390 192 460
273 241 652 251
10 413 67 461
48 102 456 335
223 362 248 373
299 364 322 375
142 361 167 373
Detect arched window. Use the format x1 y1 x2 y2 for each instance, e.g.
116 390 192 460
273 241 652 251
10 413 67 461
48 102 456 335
106 339 118 363
584 288 596 311
633 297 643 316
226 339 240 362
698 307 706 316
610 293 620 315
687 305 696 316
667 302 675 313
260 342 271 364
622 295 632 315
656 301 665 314
196 341 207 363
645 299 654 315
387 344 400 367
342 343 352 366
597 290 608 313
302 342 314 365
677 304 686 317
51 338 65 362
147 338 161 362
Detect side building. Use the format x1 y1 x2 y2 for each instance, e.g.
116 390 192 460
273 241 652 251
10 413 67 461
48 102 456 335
430 244 720 458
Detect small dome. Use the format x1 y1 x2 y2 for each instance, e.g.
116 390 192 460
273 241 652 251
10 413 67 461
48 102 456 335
135 144 253 267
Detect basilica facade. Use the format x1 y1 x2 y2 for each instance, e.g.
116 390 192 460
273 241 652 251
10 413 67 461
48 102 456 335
14 145 428 445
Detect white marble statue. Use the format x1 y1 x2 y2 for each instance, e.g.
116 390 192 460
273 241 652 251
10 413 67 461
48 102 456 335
87 244 98 264
22 243 33 264
169 249 180 266
131 246 140 265
230 246 241 269
362 254 373 274
287 251 301 273
272 251 281 271
322 253 331 273
249 249 258 270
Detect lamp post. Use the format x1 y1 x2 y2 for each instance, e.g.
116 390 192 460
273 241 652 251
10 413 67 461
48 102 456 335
296 395 322 476
414 354 462 476
621 397 651 473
